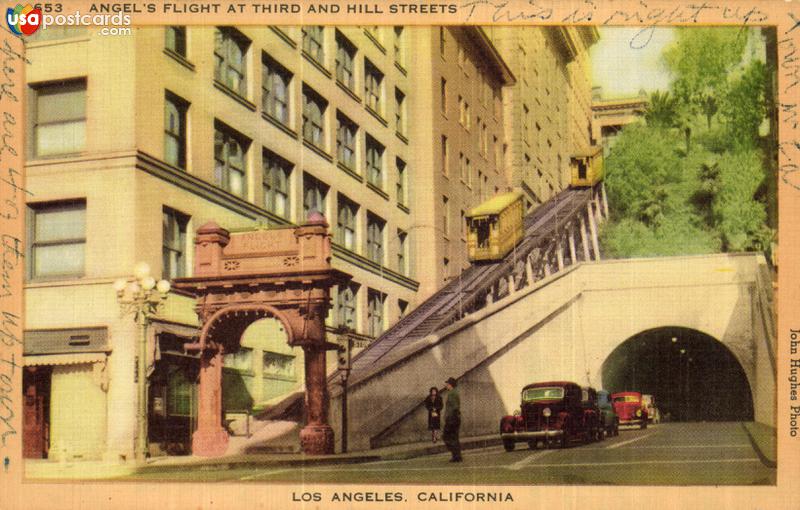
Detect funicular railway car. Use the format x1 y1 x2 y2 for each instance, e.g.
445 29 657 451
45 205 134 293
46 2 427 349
570 146 604 187
465 191 525 262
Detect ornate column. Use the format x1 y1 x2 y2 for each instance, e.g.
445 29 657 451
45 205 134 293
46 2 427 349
192 344 228 456
300 344 334 454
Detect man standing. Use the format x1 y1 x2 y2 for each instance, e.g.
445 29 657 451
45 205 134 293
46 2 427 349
443 377 462 462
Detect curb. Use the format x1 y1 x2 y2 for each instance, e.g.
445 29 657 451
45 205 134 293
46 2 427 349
381 437 502 461
138 454 381 474
741 422 777 468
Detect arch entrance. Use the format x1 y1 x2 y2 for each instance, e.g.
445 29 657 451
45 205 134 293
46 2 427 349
601 327 753 422
174 215 349 456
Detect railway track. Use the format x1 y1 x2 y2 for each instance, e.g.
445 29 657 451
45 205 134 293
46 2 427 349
344 186 595 383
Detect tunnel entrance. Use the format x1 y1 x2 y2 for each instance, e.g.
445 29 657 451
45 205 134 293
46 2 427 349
601 327 753 422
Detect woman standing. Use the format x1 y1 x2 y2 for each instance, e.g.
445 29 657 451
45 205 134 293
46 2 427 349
424 387 443 443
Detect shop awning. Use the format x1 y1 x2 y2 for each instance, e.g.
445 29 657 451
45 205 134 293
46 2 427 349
24 352 107 367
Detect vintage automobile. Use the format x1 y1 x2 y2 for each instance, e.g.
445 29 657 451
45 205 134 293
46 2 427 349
642 394 660 424
597 390 620 437
611 391 648 429
499 381 601 451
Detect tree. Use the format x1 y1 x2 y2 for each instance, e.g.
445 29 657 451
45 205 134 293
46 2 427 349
645 91 678 128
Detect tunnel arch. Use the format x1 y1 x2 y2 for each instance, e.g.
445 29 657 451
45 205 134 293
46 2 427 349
600 327 753 421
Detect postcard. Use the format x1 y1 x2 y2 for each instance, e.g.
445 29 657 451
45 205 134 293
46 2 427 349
0 0 796 508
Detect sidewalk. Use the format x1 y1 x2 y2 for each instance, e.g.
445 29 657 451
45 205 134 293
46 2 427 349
25 434 501 480
742 421 777 468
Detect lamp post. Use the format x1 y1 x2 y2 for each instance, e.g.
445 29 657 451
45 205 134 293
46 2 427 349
114 262 171 464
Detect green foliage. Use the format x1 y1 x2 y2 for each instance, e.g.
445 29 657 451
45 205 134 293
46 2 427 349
645 91 679 128
719 61 768 149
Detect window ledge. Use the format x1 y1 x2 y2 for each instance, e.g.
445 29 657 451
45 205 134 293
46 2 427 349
164 48 195 71
262 373 297 383
303 139 334 162
214 81 257 111
397 203 410 214
302 51 332 78
336 80 362 103
395 131 409 144
363 29 386 53
365 105 388 127
394 61 407 76
337 162 363 182
262 112 298 139
366 181 389 200
271 26 297 49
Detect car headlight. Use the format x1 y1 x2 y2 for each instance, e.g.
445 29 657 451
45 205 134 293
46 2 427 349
543 407 551 417
636 409 642 417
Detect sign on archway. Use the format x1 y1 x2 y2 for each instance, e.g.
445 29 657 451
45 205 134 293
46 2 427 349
174 213 349 456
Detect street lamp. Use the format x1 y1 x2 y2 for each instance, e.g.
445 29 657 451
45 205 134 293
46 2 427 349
114 262 171 464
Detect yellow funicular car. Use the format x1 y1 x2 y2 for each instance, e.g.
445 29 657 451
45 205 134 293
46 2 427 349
570 146 604 188
465 190 525 262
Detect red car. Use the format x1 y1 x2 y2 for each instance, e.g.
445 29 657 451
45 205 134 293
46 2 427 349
611 391 648 429
500 381 601 451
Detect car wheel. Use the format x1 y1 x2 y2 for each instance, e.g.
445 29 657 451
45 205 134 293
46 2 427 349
614 420 620 436
503 439 515 452
641 420 647 430
528 440 537 450
598 426 605 441
560 428 569 449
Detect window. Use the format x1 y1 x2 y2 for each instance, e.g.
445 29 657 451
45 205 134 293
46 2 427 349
167 369 193 417
396 158 407 206
262 54 292 125
458 95 465 125
335 31 356 90
460 210 466 239
440 78 447 115
214 123 249 198
29 201 86 279
466 157 472 187
366 213 385 264
494 87 502 119
457 44 466 68
214 27 249 96
365 135 384 189
523 104 530 144
397 229 408 275
443 258 450 282
336 112 358 171
263 351 295 378
337 194 358 251
367 289 386 337
441 135 448 176
493 135 500 168
477 116 483 153
459 152 465 181
337 282 359 331
364 59 384 113
442 196 449 237
478 170 484 200
439 27 446 56
164 91 188 169
302 85 327 149
303 173 329 217
394 26 405 67
395 88 406 135
482 122 489 156
162 207 189 280
465 102 471 130
165 26 186 56
302 26 324 64
263 149 292 218
398 299 409 319
224 347 253 371
31 79 86 157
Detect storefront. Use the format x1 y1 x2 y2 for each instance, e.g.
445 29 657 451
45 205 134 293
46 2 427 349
23 327 109 461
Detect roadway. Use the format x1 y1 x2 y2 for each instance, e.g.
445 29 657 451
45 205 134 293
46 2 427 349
123 422 775 485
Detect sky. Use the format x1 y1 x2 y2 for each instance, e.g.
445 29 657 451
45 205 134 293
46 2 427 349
590 27 675 99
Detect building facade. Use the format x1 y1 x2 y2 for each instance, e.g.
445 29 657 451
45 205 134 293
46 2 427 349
591 87 648 155
22 25 596 461
487 27 598 206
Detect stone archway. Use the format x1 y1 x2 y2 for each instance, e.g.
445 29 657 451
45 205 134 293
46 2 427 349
173 214 349 456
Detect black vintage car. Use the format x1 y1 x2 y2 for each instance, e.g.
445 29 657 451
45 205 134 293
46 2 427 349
499 381 601 451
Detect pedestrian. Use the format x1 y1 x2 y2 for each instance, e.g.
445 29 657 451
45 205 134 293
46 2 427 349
442 377 462 462
424 387 443 443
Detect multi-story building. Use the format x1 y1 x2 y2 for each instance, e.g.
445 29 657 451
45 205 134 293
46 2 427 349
22 25 427 461
487 27 598 206
591 87 648 154
407 27 515 297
